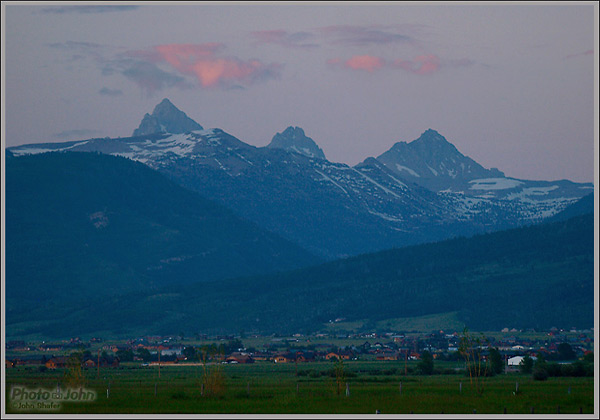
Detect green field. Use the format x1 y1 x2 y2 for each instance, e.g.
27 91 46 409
5 361 595 415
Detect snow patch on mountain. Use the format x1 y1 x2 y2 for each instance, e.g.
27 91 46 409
505 186 559 199
352 168 403 199
314 169 349 195
10 140 90 156
469 178 523 190
367 209 404 222
395 164 420 177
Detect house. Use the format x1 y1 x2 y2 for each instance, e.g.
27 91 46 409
273 351 315 363
274 353 294 363
159 346 183 356
507 355 537 366
325 351 352 361
39 344 64 352
226 353 254 364
46 357 68 369
82 356 120 369
82 359 96 368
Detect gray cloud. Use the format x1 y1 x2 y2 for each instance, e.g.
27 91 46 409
252 30 319 49
48 40 192 95
99 87 123 96
118 59 191 95
318 25 412 46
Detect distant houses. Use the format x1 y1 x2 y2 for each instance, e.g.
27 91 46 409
226 353 254 364
274 351 317 363
45 357 68 369
325 351 352 361
81 356 120 369
507 355 537 366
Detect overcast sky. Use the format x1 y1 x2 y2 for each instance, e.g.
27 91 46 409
2 2 597 182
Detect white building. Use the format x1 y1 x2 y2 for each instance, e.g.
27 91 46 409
507 355 537 366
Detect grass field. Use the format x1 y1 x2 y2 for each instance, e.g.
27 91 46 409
5 361 595 415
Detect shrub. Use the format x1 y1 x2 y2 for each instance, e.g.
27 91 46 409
519 356 534 374
533 367 548 381
545 363 562 377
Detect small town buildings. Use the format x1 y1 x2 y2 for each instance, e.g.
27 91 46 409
226 353 254 364
325 351 352 360
45 357 68 369
507 355 537 366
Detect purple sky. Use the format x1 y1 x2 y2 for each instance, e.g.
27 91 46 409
3 3 597 182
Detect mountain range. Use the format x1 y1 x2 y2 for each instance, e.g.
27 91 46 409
8 99 593 259
5 99 595 338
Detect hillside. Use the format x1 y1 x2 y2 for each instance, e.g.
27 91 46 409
7 211 593 339
545 192 594 223
5 152 319 323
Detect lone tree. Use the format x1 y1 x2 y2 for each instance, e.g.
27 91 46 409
489 347 504 375
418 350 434 375
557 343 576 360
64 352 85 388
136 348 152 362
458 327 489 395
519 355 534 374
334 358 346 396
183 346 196 361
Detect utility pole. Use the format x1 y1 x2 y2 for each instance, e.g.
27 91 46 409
97 349 100 380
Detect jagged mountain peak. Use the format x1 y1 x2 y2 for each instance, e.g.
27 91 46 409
267 126 326 160
132 98 203 137
406 129 456 150
377 130 504 191
152 98 179 114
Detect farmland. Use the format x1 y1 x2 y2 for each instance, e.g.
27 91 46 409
5 361 594 415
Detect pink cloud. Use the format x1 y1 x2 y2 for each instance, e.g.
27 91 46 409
345 55 385 72
328 55 385 72
151 43 281 88
392 54 441 75
328 54 443 76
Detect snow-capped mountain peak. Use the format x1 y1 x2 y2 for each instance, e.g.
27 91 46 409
267 126 326 160
132 98 203 137
376 129 504 192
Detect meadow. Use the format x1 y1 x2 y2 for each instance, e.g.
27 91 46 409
5 360 595 415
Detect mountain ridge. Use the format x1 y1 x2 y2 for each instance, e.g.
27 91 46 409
7 99 593 258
